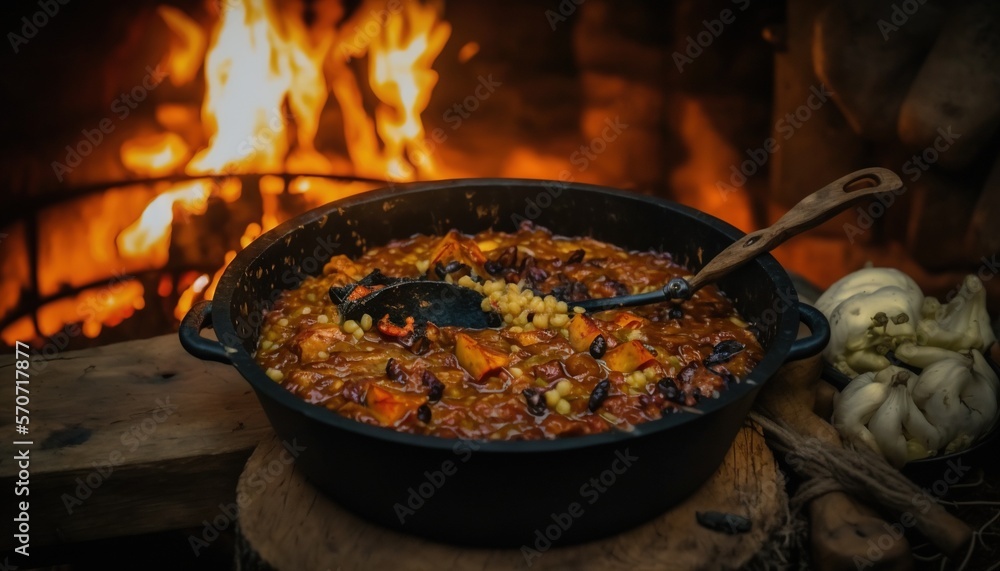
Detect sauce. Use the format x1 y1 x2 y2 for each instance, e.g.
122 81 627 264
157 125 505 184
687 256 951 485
254 223 763 440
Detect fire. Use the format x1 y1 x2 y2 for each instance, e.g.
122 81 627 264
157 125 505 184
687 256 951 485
157 5 206 86
115 0 451 331
120 132 190 177
369 0 450 180
187 0 330 174
116 180 213 266
3 0 454 345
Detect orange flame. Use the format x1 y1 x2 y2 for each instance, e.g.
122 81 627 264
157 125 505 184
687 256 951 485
120 132 190 177
116 181 212 266
369 0 450 180
100 0 452 340
157 5 206 86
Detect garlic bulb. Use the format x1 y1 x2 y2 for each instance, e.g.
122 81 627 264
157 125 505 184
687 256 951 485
816 268 924 376
815 267 924 318
833 366 940 467
896 345 999 454
916 275 996 353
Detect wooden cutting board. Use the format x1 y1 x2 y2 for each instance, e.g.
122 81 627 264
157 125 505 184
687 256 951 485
235 425 788 571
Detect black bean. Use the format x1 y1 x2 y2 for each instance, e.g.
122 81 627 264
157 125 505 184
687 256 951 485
668 306 684 320
551 277 590 302
606 279 629 296
484 260 503 275
678 362 698 384
704 340 746 366
523 388 547 416
497 246 518 269
696 511 752 535
433 262 447 279
526 265 549 284
386 358 407 384
405 335 431 355
589 335 607 358
422 370 444 402
657 377 684 404
417 404 432 423
588 379 611 412
566 249 585 264
442 260 465 274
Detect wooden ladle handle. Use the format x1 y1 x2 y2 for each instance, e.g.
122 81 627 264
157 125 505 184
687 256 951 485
686 167 904 293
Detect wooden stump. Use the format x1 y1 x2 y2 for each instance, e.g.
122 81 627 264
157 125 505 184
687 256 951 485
236 425 787 571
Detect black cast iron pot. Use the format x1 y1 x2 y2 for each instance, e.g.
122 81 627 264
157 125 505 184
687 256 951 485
179 178 829 547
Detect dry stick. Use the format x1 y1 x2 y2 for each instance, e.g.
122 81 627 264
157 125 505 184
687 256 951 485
748 411 973 555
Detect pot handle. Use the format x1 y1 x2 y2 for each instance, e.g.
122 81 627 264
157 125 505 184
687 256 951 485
785 302 830 362
179 300 232 364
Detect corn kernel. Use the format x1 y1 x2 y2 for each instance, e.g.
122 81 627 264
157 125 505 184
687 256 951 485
260 340 273 350
360 314 373 331
556 379 572 396
545 390 561 407
556 399 571 415
550 314 569 328
352 328 365 340
265 368 284 382
415 260 430 274
509 367 524 378
301 307 311 315
532 313 549 329
316 350 330 360
278 318 289 327
316 314 329 324
574 306 586 314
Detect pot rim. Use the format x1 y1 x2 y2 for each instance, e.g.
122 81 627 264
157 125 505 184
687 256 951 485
213 178 800 452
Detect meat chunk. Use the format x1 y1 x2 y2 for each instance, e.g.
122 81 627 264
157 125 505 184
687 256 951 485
292 325 348 363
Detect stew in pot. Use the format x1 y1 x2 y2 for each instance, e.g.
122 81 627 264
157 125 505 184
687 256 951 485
254 222 763 440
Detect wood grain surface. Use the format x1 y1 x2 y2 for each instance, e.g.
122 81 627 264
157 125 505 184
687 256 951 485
0 334 271 549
